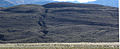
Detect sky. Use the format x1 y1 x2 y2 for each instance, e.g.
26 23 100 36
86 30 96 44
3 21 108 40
1 0 118 7
53 0 96 3
52 0 118 7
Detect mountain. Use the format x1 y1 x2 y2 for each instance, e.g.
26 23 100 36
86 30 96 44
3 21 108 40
0 0 14 7
0 3 118 43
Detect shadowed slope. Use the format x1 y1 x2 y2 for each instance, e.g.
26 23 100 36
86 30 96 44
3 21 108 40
0 3 118 43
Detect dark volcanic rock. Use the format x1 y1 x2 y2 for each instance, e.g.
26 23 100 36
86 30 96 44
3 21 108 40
0 5 48 43
43 3 119 42
0 2 119 43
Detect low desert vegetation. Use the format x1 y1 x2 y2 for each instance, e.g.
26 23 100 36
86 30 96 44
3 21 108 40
0 42 119 49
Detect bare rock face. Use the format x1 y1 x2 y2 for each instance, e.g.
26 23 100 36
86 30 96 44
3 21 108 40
0 3 119 43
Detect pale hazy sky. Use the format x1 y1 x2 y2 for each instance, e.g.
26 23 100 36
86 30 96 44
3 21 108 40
53 0 96 3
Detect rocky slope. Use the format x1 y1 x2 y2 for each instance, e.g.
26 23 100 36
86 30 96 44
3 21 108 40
0 2 119 43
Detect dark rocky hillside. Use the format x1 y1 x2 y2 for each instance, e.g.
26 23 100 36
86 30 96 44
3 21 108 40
0 2 119 43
